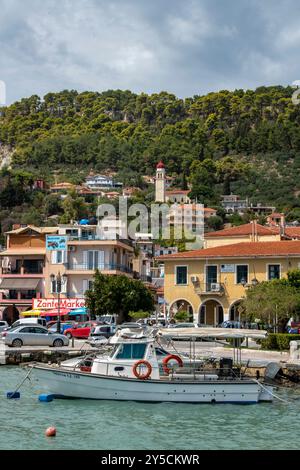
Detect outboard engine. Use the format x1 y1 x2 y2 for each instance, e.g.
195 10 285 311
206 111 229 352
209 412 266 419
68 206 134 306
219 357 233 377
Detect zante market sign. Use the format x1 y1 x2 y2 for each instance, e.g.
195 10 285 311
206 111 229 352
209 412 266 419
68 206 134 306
33 298 86 309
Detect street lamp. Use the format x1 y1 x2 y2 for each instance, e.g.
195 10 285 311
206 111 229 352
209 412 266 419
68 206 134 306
240 278 247 287
51 272 67 333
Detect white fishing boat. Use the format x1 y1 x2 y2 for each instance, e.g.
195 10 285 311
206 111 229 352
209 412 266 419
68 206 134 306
30 326 274 404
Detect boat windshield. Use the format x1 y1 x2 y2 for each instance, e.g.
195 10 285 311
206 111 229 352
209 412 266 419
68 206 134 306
115 343 147 360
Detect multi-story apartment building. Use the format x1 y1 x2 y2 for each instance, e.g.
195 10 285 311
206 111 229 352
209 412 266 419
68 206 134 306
159 241 300 326
0 224 134 323
0 226 58 323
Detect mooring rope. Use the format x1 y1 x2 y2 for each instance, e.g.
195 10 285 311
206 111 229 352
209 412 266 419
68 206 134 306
253 378 291 404
10 367 33 396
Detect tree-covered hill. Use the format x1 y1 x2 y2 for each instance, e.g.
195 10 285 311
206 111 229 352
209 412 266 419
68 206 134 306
0 85 300 219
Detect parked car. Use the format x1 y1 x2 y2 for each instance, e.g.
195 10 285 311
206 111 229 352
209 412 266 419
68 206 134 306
11 317 47 329
137 317 167 327
286 322 300 334
5 326 69 348
2 318 48 336
96 315 118 325
0 321 9 333
64 321 99 339
89 324 116 339
48 321 76 334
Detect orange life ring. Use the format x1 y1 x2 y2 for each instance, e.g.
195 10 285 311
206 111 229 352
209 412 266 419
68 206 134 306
162 354 183 375
132 360 152 380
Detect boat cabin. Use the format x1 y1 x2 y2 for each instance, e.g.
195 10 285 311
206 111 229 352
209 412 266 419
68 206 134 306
91 331 161 379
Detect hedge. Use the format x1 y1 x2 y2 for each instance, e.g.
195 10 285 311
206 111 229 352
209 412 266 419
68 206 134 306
260 334 300 351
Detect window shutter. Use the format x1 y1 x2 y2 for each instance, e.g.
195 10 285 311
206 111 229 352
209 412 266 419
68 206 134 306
51 251 57 264
83 251 88 269
98 251 105 269
61 276 67 294
51 280 56 294
83 279 89 293
62 251 67 264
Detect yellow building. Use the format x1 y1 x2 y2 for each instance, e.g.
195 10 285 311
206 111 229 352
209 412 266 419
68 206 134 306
204 221 300 248
204 222 281 248
159 241 300 325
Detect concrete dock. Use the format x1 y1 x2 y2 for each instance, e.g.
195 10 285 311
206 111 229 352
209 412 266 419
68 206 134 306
0 339 92 365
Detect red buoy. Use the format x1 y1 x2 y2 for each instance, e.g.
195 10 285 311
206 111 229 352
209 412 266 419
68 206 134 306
45 427 57 437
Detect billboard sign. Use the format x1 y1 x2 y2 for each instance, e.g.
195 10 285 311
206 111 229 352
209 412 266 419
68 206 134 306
46 235 68 251
33 298 86 310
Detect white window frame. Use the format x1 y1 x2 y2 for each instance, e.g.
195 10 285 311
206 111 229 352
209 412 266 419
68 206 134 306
50 276 67 294
51 250 67 265
175 265 188 286
83 250 105 270
267 263 281 281
235 264 249 285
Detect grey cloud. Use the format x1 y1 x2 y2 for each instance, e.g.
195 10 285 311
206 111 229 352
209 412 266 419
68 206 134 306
0 0 299 103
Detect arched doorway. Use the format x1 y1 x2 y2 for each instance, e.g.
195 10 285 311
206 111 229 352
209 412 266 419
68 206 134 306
199 299 224 326
229 300 244 322
169 299 194 322
2 305 20 325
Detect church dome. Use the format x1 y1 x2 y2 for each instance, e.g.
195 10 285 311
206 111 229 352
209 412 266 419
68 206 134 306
156 161 165 169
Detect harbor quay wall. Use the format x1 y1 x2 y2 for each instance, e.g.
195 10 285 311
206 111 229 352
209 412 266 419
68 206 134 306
0 348 86 366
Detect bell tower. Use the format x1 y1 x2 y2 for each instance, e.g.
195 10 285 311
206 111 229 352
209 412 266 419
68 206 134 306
155 161 166 203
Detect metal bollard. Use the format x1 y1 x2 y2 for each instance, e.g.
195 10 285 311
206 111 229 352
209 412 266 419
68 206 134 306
72 337 75 348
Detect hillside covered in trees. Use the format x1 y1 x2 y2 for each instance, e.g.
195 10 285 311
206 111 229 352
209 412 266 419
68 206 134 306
0 85 300 233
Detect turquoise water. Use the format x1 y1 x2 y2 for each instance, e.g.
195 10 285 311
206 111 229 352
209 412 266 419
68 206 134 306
0 366 299 450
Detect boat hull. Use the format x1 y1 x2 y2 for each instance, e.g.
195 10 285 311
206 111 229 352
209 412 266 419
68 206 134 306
32 365 272 403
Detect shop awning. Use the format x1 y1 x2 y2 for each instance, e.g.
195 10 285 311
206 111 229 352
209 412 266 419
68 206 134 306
68 307 87 316
0 278 41 290
40 308 71 317
20 309 44 318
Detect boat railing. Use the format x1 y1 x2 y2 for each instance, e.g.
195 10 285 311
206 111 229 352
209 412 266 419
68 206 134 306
166 365 243 381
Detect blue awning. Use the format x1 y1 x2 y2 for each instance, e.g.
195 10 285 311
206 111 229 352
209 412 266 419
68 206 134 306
69 307 87 316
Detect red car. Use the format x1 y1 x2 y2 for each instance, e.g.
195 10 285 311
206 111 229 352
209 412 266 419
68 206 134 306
64 322 99 339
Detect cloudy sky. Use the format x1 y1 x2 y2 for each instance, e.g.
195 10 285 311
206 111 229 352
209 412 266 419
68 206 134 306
0 0 299 103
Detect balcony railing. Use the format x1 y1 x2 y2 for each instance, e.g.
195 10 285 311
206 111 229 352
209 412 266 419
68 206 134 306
66 263 133 274
194 282 225 296
1 267 44 275
133 272 152 283
67 235 133 247
2 290 39 300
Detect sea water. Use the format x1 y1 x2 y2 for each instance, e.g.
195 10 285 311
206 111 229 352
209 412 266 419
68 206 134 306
1 366 299 450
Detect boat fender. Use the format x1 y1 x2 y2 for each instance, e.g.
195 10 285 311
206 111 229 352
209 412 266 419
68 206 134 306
132 360 152 380
162 355 184 375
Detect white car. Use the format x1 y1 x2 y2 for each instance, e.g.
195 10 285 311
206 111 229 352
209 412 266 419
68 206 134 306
0 321 9 333
5 326 69 348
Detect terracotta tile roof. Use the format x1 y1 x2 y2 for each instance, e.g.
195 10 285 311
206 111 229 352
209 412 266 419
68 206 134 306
158 241 300 260
205 223 278 238
50 182 75 190
284 227 300 239
166 190 190 195
6 225 58 235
